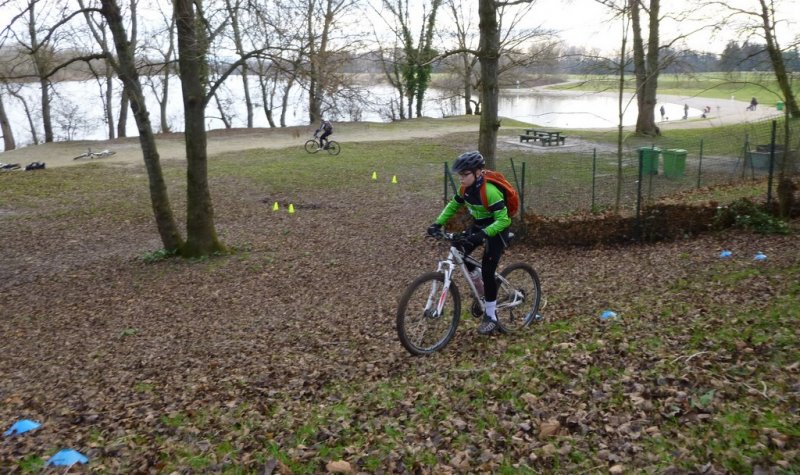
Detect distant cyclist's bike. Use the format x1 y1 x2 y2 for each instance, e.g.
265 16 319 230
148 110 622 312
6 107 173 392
304 136 340 155
72 148 117 160
396 231 542 356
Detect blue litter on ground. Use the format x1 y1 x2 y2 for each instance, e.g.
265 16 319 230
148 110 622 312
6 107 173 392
46 449 89 466
600 310 618 320
719 250 732 258
3 419 41 436
754 252 767 261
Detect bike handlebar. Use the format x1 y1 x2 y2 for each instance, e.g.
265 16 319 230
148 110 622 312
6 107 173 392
428 229 514 243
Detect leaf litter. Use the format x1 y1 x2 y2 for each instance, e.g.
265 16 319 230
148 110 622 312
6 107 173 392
1 168 798 473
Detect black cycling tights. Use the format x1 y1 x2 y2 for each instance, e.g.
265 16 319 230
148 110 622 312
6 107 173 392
463 230 506 302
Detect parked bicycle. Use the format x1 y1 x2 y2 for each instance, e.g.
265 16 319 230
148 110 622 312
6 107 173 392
396 230 542 355
304 136 341 156
72 148 117 160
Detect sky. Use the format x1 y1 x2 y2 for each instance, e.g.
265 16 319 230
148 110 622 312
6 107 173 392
1 0 798 57
532 0 800 55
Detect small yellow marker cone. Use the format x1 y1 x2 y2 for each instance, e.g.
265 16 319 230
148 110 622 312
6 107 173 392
272 201 279 211
392 175 398 184
288 204 295 214
371 171 377 180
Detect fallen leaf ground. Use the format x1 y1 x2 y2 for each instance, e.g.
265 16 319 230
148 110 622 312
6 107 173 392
1 134 798 474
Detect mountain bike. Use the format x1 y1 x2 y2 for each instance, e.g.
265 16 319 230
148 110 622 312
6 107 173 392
304 136 341 156
72 148 117 160
396 231 542 356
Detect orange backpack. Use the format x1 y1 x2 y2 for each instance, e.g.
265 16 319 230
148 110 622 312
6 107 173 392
460 170 520 217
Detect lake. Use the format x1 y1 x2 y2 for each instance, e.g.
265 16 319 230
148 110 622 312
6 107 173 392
2 78 702 144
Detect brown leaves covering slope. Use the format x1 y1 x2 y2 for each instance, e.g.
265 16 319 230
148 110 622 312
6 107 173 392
1 167 799 473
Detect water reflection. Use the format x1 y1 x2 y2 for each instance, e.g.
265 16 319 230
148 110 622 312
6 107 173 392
2 78 704 144
495 91 702 129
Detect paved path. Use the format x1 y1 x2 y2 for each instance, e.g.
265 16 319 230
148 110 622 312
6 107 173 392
0 89 784 170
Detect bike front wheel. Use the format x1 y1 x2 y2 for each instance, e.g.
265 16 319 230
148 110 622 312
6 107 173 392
304 139 320 153
397 272 461 356
326 141 341 155
495 262 541 333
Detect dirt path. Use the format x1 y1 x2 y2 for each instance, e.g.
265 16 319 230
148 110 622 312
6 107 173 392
0 119 482 170
0 89 782 170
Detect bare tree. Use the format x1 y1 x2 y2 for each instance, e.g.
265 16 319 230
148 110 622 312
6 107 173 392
79 0 117 139
99 0 184 251
440 0 555 119
442 0 478 114
0 89 17 150
304 0 360 123
709 0 799 218
116 0 137 138
6 84 40 145
11 0 61 143
709 0 799 118
140 1 176 134
172 0 227 256
223 0 255 128
377 0 442 119
628 0 659 136
248 0 304 127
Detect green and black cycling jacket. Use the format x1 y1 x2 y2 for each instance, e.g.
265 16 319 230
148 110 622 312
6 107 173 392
435 181 511 237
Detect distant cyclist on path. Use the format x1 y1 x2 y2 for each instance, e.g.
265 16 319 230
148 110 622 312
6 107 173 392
314 118 334 149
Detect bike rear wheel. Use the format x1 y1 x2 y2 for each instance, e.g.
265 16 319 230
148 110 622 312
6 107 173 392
326 141 341 155
495 262 541 333
397 272 461 356
304 139 320 153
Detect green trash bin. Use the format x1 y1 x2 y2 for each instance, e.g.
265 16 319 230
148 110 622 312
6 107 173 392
662 149 688 178
777 101 784 111
639 147 660 175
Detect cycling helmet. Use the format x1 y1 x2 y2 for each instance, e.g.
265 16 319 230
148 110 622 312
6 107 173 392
451 151 485 173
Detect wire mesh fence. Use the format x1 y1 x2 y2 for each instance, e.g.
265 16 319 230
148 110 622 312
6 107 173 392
443 119 798 219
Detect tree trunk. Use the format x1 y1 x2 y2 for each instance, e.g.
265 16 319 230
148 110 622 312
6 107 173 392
225 0 254 128
616 7 630 213
159 72 171 133
477 0 500 169
280 76 296 128
39 78 53 142
0 93 16 151
462 54 473 115
101 0 183 251
106 72 116 139
8 88 39 144
242 64 253 128
174 0 226 257
630 0 659 136
28 3 54 143
758 0 799 118
118 88 130 137
307 0 320 123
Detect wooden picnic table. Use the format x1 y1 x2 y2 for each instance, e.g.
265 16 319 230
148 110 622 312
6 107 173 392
520 129 566 146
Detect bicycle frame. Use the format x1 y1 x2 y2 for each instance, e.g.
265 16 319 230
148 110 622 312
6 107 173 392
426 237 525 318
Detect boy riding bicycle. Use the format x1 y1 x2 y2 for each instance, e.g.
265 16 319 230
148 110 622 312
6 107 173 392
314 119 334 149
427 151 511 335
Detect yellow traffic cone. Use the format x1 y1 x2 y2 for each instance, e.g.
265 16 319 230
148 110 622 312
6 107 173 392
272 201 279 211
288 204 295 214
371 171 377 180
392 175 398 184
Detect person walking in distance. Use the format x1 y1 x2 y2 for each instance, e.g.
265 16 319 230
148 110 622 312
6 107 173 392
660 105 665 121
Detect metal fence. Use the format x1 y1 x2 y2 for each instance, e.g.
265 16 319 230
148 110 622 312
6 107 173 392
444 119 798 218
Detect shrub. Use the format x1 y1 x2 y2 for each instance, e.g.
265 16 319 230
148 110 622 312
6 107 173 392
713 198 790 234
